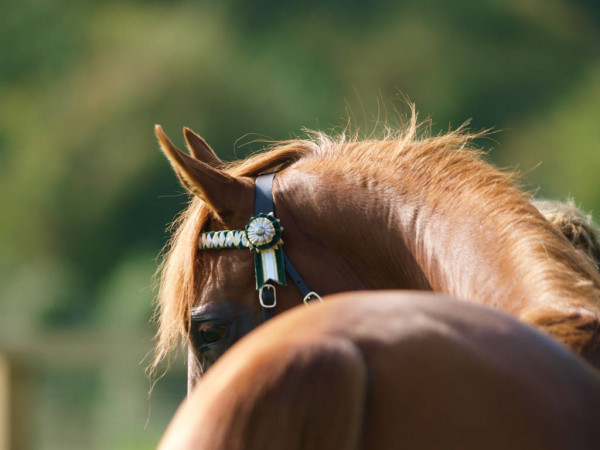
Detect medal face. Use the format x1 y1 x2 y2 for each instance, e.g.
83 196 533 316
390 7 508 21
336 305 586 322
244 214 282 251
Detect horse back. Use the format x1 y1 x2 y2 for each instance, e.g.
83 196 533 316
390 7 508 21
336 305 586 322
160 291 600 450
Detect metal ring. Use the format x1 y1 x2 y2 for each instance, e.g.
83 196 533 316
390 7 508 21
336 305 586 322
259 284 277 308
303 292 322 305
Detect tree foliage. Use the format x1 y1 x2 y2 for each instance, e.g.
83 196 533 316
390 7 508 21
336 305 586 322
1 0 598 447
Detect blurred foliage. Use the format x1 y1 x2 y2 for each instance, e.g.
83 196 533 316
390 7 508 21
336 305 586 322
0 0 598 448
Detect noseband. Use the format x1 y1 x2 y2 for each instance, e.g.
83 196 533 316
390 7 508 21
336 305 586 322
199 173 321 322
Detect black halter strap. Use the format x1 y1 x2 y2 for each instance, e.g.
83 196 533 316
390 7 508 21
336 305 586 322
255 173 319 321
254 173 276 217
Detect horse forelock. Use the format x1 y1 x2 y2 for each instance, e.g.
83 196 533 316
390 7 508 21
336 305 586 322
152 112 600 374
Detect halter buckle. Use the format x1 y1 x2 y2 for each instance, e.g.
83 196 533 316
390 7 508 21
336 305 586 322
303 292 322 305
259 284 277 309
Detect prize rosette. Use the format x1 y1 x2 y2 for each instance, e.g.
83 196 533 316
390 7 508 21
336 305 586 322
244 213 282 251
244 213 286 288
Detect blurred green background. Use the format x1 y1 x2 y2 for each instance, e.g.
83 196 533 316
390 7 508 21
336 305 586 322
1 0 599 448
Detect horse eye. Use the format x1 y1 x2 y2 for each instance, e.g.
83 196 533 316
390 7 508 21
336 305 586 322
198 325 228 344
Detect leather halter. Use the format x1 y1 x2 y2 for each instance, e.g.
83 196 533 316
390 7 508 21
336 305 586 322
198 172 321 323
254 173 321 321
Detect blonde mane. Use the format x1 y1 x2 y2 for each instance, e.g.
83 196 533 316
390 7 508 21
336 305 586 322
533 198 600 269
152 116 600 373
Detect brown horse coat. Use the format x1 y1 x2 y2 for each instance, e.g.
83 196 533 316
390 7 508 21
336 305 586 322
159 292 600 450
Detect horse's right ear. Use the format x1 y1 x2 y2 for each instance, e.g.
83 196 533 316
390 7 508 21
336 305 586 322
155 125 254 221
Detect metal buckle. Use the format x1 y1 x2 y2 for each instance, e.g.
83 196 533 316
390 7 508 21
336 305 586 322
303 292 322 305
259 284 277 308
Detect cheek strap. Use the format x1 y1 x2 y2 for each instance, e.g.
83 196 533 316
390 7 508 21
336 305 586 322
254 174 321 322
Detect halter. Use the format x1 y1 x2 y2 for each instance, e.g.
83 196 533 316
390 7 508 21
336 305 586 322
199 173 321 322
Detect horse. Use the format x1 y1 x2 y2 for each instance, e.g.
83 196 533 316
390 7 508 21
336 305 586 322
152 111 600 389
158 291 600 450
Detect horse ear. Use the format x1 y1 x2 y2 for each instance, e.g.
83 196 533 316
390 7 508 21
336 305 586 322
183 127 223 168
155 125 253 220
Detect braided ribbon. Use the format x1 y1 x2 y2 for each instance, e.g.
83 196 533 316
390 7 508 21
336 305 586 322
200 230 248 249
199 213 286 289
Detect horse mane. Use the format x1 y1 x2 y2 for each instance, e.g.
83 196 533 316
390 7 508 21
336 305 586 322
151 112 600 374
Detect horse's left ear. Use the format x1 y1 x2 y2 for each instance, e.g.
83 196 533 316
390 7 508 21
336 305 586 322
183 127 223 168
155 125 253 221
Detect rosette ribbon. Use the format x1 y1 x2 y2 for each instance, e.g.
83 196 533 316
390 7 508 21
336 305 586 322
244 213 286 289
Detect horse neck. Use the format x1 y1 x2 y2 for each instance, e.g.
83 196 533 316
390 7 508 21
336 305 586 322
276 169 432 293
392 182 600 363
393 178 600 317
277 163 600 317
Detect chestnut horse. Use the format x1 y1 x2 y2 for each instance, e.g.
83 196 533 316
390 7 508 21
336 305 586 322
153 113 600 388
159 291 600 450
